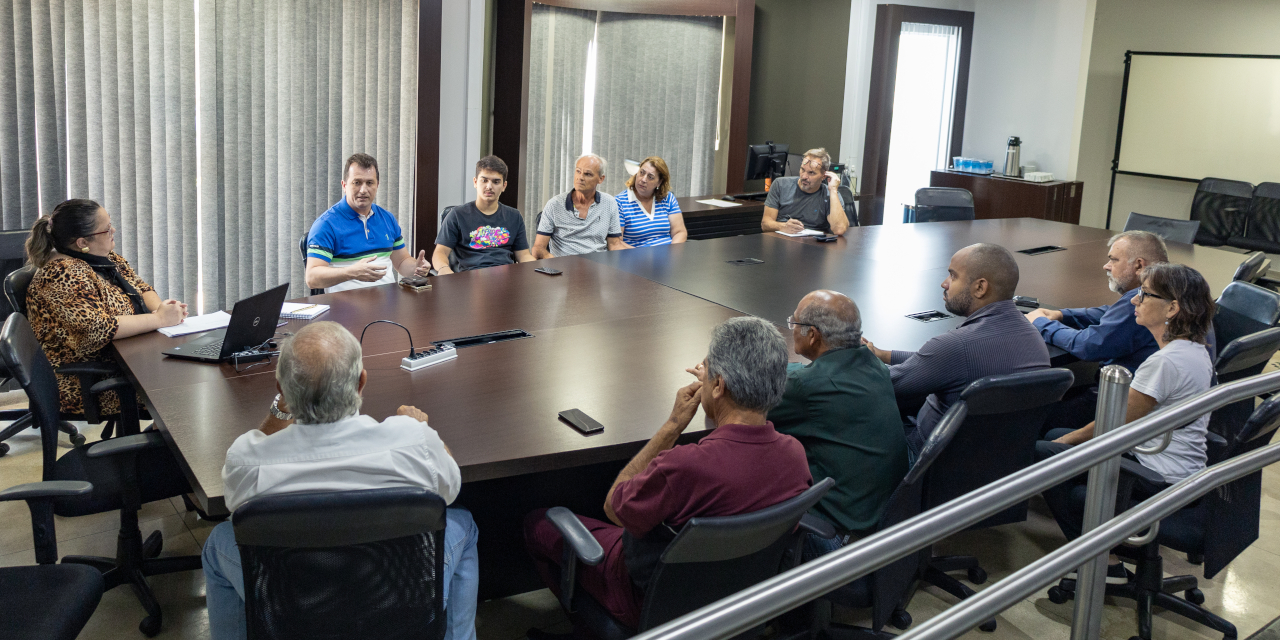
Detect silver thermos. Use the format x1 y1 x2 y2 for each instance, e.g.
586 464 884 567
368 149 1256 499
1003 136 1022 177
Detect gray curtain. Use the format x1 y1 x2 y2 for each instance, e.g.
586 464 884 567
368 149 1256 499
0 0 199 305
592 13 722 200
523 4 596 237
199 0 419 310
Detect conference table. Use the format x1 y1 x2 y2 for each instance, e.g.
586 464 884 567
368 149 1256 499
109 218 1247 598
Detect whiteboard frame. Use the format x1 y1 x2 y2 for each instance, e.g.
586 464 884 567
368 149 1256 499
1105 50 1280 228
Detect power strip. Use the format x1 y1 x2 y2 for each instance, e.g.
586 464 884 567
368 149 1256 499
401 343 457 371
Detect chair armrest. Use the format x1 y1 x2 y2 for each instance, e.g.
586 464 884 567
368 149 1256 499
56 362 121 376
546 506 605 565
1206 431 1230 464
1118 458 1167 488
798 513 837 539
86 431 165 458
88 376 134 395
0 480 93 502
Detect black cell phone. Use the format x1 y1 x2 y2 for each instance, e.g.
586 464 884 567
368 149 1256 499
559 409 604 434
535 267 563 275
815 234 838 243
1014 295 1040 308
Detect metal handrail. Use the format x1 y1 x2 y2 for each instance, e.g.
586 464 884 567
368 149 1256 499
898 440 1280 640
628 369 1280 640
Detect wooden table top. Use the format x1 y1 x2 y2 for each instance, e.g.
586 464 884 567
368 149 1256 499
114 219 1250 513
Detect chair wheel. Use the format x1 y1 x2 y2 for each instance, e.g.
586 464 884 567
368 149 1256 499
890 609 912 630
1185 588 1205 605
0 442 9 456
967 566 988 584
70 433 86 446
1048 586 1071 604
979 619 997 632
143 531 164 559
139 615 161 637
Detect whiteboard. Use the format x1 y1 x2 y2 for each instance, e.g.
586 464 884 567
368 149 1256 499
1118 54 1280 185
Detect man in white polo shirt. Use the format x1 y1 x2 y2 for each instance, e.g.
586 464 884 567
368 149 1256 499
305 153 433 292
532 154 625 258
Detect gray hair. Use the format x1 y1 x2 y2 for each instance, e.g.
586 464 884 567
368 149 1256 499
1108 230 1168 265
276 321 364 424
705 317 789 413
796 294 863 348
802 148 831 173
576 153 607 178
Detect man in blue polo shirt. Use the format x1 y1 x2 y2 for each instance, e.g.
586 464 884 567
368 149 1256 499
305 153 432 293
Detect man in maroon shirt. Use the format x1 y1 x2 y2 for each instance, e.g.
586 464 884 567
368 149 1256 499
524 317 813 631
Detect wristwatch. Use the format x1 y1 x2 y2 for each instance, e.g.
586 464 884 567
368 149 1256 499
270 394 293 421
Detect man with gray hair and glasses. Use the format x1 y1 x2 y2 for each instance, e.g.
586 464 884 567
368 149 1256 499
201 321 479 640
533 153 625 258
769 290 908 558
523 317 812 633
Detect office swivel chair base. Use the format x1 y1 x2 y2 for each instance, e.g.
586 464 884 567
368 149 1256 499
0 410 85 455
62 502 203 636
1046 547 1235 640
921 554 997 632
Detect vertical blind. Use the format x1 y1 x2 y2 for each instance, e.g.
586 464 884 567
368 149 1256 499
0 0 418 312
522 5 723 231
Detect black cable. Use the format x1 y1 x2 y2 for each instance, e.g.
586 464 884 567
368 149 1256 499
360 320 415 356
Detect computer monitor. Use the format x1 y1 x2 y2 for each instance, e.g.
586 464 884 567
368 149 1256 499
745 142 789 181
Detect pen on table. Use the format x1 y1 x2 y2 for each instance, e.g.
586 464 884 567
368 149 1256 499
289 304 318 314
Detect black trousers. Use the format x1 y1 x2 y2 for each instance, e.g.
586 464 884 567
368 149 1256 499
1036 428 1169 540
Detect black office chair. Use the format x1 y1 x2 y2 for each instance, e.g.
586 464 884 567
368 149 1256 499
837 184 860 228
440 206 462 272
914 369 1074 631
791 394 971 639
4 265 126 441
1123 212 1201 245
910 188 975 223
1230 182 1280 254
537 478 835 639
1049 395 1280 640
1189 178 1253 247
1232 251 1270 284
0 479 105 640
232 487 449 640
1213 281 1280 353
0 312 200 637
298 234 324 295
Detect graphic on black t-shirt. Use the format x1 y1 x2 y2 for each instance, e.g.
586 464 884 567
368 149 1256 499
468 225 513 249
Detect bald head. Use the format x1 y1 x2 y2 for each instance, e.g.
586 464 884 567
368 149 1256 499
276 321 364 424
956 243 1020 301
794 289 863 349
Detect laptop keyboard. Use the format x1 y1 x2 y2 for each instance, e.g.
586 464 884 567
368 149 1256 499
190 342 225 358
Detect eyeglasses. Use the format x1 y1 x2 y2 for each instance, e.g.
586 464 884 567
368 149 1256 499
786 315 816 330
84 223 115 238
1135 289 1169 304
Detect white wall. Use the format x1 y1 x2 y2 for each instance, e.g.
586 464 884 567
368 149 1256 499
839 0 1091 190
438 0 486 223
1076 0 1280 229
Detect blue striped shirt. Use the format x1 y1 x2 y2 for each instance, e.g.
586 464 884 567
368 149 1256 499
617 189 682 247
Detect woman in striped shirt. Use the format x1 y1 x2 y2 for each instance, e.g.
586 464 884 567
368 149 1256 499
616 156 688 247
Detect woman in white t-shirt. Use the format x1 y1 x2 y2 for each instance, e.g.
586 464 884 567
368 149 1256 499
1037 263 1215 580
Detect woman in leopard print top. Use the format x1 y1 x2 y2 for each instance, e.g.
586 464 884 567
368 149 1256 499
25 199 189 415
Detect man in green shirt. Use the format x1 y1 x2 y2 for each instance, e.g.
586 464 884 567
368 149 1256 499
770 290 910 558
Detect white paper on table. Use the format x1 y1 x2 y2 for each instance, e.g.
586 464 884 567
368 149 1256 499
774 229 825 237
694 198 743 208
158 311 232 337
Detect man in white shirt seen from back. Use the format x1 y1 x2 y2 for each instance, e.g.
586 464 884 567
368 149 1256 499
201 321 479 640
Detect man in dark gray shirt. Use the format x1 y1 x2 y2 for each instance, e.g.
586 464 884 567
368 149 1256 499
863 243 1050 455
761 148 851 236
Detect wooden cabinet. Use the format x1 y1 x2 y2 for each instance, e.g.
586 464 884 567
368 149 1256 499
930 170 1083 224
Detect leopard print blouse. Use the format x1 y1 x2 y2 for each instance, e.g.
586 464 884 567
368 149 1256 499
27 252 155 416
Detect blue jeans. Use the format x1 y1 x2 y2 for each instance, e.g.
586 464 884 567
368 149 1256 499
204 506 480 640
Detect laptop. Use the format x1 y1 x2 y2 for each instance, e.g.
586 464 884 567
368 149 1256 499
163 283 291 362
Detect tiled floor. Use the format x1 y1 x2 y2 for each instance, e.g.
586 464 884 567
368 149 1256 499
1 387 1278 640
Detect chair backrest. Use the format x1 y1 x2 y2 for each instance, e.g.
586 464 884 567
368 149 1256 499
1123 212 1200 245
233 487 448 640
636 477 835 631
1232 251 1269 283
440 206 462 272
298 235 324 296
4 264 35 317
1213 281 1280 351
1243 182 1280 250
921 368 1074 529
0 229 28 323
838 185 859 227
0 313 63 474
912 188 975 223
1190 178 1253 245
1215 327 1280 378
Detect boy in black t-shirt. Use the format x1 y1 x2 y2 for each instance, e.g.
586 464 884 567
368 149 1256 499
433 155 534 273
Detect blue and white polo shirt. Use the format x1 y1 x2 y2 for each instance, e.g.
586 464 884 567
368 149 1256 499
307 198 406 292
616 189 682 247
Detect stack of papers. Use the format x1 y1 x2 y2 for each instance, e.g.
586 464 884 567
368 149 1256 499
281 303 330 320
775 229 825 237
694 198 743 208
158 311 232 337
